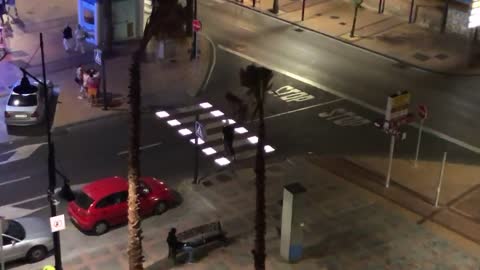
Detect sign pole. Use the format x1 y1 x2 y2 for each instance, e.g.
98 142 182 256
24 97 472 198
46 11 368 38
414 118 424 168
101 54 108 110
435 152 447 207
193 114 199 184
385 134 395 188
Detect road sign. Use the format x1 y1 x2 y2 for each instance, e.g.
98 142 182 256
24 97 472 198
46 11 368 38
385 91 410 122
50 214 66 233
195 121 206 140
94 48 102 65
417 104 428 120
192 19 202 32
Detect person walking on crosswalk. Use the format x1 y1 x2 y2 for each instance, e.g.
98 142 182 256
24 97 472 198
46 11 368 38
222 119 236 160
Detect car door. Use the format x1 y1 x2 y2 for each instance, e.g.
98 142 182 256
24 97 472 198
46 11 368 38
2 234 20 261
95 192 128 226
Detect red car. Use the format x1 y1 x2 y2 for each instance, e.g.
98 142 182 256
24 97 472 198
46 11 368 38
67 176 174 235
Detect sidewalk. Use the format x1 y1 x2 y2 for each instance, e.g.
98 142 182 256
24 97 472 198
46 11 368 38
231 0 480 74
13 155 480 270
50 37 212 131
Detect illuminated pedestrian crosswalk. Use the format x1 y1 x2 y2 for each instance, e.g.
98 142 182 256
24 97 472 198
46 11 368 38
155 102 276 166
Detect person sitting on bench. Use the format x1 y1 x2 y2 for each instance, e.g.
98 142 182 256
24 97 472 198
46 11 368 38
167 228 194 264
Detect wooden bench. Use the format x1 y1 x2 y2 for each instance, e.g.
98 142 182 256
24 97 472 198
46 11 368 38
177 221 227 249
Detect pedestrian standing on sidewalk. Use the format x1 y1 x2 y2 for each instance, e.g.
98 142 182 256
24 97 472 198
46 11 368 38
6 0 17 19
75 65 85 99
62 24 73 51
0 1 6 25
167 228 194 264
74 24 86 54
86 69 98 105
222 119 236 160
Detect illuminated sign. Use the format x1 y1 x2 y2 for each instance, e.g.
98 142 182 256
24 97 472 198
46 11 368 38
469 0 480 28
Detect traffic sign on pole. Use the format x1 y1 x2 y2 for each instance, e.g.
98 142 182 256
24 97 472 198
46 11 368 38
94 48 102 66
192 19 202 32
50 214 66 233
417 104 428 120
195 121 206 140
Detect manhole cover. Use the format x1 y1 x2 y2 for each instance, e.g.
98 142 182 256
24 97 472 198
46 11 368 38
435 53 449 60
412 52 430 62
339 22 346 25
294 28 304 32
330 15 340 19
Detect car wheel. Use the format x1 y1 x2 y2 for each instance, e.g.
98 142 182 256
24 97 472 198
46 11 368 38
26 245 48 263
155 201 168 215
94 221 109 235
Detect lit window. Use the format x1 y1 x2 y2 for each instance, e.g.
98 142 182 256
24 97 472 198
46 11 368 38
156 111 170 118
178 129 192 136
215 157 231 166
247 136 258 144
210 110 224 117
199 102 212 109
235 127 248 134
202 147 216 155
168 119 181 126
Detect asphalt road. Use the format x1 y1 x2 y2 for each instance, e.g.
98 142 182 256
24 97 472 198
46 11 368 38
199 0 480 152
0 0 479 234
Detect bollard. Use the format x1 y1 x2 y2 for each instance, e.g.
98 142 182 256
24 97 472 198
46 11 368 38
434 152 447 207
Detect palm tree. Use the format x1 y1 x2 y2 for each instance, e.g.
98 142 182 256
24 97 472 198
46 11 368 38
126 1 186 269
238 64 273 270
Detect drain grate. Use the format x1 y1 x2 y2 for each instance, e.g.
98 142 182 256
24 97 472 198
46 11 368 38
412 52 430 62
294 28 304 32
330 15 339 19
339 22 346 25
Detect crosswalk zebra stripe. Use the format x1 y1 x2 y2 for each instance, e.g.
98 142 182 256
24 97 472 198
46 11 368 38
209 138 252 153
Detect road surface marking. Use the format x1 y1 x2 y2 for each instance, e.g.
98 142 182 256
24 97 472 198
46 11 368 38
318 107 371 127
0 143 46 165
117 142 163 156
218 45 480 154
269 85 315 102
198 33 217 94
0 176 31 187
264 98 343 120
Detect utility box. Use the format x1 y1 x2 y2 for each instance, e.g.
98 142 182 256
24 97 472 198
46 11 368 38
280 182 306 263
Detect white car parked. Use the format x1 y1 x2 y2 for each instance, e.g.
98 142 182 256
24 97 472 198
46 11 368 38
4 77 53 126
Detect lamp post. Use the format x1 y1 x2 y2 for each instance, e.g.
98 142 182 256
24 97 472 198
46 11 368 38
19 32 63 270
191 0 198 60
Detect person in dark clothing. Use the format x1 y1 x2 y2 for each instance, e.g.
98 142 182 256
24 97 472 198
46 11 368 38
167 228 194 264
222 120 236 160
0 2 5 25
62 25 73 51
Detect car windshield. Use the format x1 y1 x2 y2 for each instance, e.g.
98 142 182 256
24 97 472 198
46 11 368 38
5 220 26 241
75 191 94 209
8 94 37 107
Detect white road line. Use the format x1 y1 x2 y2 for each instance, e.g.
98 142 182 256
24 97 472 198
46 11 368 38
199 32 217 93
264 98 343 120
117 142 163 156
0 176 31 187
218 45 480 154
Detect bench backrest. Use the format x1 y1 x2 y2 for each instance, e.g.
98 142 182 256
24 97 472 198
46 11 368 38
177 221 222 242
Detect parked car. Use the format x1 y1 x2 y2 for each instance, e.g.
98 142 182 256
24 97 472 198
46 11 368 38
1 217 54 263
4 77 53 126
67 176 174 235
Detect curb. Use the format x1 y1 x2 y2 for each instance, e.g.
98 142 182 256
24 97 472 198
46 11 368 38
225 0 480 77
51 110 128 135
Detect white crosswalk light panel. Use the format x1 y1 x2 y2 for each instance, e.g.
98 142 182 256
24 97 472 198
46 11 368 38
247 136 258 144
199 102 213 109
222 119 236 124
178 128 192 136
235 127 248 134
156 111 170 118
210 110 224 117
264 145 275 153
202 147 217 155
189 138 205 145
168 119 181 126
215 157 231 166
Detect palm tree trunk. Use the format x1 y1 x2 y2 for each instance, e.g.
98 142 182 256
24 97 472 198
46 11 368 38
252 82 266 270
127 51 144 270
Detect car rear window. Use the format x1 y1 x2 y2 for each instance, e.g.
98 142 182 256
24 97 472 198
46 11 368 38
5 220 26 241
8 94 38 106
75 191 94 209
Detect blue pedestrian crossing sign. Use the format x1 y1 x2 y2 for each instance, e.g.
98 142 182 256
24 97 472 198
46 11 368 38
195 121 206 140
94 48 102 65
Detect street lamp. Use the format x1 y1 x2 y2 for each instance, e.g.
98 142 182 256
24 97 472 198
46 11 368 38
18 33 64 270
